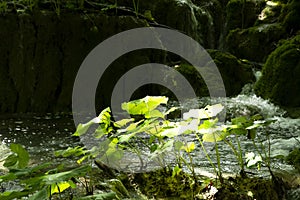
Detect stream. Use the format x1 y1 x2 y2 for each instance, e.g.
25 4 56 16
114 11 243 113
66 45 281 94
0 91 299 198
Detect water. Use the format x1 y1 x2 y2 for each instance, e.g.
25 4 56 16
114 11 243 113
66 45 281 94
0 94 299 198
171 94 299 174
0 113 80 164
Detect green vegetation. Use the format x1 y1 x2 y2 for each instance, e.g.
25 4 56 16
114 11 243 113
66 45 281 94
0 96 285 199
254 34 300 108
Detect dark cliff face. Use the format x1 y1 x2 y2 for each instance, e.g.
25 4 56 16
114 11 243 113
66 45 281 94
0 0 298 113
0 11 151 113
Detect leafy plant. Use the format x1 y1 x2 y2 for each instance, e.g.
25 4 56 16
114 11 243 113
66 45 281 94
0 143 120 200
75 96 277 186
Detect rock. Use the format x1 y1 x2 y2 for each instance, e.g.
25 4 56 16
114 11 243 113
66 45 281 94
174 50 255 97
254 34 300 107
279 0 300 33
0 11 153 113
225 0 261 31
118 0 223 48
225 23 286 62
255 0 283 24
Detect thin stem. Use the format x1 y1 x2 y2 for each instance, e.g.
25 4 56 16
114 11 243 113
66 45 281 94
187 150 198 183
235 134 244 173
195 132 218 176
213 135 223 183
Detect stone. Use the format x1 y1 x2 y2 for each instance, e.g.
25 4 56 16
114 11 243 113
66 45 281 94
254 34 300 108
225 23 286 62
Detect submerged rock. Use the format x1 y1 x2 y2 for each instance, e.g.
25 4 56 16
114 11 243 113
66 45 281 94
254 34 300 108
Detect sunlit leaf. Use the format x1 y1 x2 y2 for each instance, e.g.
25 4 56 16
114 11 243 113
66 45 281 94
182 142 195 153
54 146 87 158
50 181 74 195
118 132 137 143
121 96 168 115
145 109 164 118
198 119 218 130
231 116 252 127
164 107 179 116
73 120 96 137
114 118 134 128
172 166 182 177
160 127 180 138
202 131 229 142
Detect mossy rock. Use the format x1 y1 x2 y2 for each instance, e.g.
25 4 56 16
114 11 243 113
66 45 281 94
225 0 260 32
215 176 284 200
226 23 286 62
130 168 197 199
254 0 283 25
254 34 300 107
174 50 255 97
279 0 300 33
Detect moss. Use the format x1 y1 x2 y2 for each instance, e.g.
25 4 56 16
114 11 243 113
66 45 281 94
279 0 300 33
208 50 255 95
226 23 286 62
254 34 300 107
225 0 258 31
215 176 283 200
174 50 255 97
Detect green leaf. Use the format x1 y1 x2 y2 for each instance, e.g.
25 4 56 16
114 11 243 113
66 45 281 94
73 120 95 137
150 140 174 160
4 144 29 169
160 127 180 138
198 119 218 130
164 107 179 116
230 128 247 136
0 190 32 200
202 131 229 142
113 118 134 128
73 108 111 137
25 165 91 186
118 132 137 143
50 181 73 195
174 141 184 151
145 109 164 118
172 166 182 177
54 146 87 157
121 96 168 115
182 142 195 153
28 187 47 200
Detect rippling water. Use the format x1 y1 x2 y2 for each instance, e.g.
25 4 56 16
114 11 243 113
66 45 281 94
0 113 79 164
0 94 299 198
